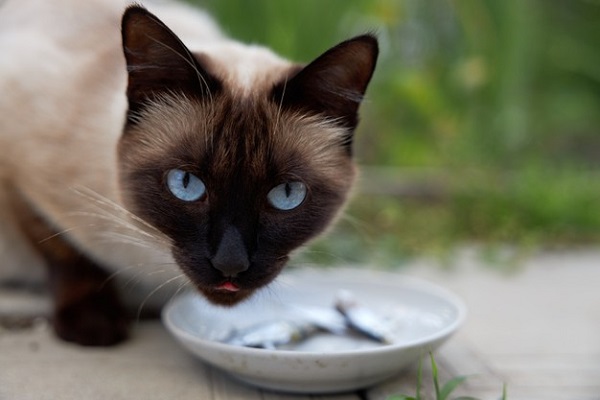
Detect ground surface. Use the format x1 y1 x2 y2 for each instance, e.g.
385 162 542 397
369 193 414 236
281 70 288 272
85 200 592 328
1 249 599 400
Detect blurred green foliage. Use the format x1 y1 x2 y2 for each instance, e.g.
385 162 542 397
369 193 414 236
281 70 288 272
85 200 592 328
190 0 600 265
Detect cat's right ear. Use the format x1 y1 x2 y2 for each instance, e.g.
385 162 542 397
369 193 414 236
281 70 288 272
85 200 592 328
121 6 221 123
272 35 378 133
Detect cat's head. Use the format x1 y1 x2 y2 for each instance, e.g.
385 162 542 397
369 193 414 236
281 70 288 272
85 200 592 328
118 6 378 306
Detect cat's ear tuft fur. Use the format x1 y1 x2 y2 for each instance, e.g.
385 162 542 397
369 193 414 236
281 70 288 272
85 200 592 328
121 6 221 123
273 34 378 134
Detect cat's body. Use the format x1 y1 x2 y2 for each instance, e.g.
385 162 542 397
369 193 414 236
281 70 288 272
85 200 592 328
0 0 377 345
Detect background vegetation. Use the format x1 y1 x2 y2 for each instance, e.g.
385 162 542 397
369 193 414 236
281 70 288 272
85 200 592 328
191 0 600 266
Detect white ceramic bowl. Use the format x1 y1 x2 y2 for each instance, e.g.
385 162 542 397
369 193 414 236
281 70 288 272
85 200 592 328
162 268 466 394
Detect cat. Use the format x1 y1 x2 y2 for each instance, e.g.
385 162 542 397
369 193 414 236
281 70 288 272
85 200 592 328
0 0 378 346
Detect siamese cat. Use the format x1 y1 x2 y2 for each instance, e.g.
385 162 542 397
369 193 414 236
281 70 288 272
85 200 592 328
0 0 378 346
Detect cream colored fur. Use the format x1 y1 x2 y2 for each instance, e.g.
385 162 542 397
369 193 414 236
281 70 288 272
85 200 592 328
0 0 292 287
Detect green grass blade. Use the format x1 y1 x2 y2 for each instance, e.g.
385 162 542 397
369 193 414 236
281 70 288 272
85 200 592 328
386 396 416 400
453 397 482 400
430 352 441 399
416 354 423 400
439 375 468 400
501 383 507 400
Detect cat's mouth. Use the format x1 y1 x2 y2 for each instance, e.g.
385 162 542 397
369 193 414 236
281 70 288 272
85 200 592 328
175 252 289 306
201 282 255 306
215 281 240 292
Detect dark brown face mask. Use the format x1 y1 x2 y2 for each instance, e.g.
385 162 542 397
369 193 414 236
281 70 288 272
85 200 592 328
119 6 379 306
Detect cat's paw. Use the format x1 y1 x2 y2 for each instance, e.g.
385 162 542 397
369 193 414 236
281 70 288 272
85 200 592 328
53 292 130 346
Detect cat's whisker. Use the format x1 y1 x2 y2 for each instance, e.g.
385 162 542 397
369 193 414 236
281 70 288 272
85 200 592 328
70 186 172 247
35 215 162 254
100 264 139 289
38 227 77 244
118 263 179 292
273 77 288 138
67 211 161 242
99 258 182 304
136 273 186 322
41 216 169 259
146 268 175 277
339 212 371 236
121 269 147 292
296 247 351 264
259 280 287 305
167 280 191 304
96 232 158 251
72 186 166 236
64 215 170 253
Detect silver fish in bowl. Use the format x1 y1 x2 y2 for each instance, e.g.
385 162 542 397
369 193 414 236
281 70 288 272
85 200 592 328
225 290 399 349
334 290 398 344
225 319 318 349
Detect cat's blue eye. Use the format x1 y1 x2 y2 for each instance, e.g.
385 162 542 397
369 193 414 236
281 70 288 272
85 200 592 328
166 169 206 202
267 182 307 211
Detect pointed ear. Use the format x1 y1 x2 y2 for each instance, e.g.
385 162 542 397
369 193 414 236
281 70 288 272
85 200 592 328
121 6 221 122
273 34 378 130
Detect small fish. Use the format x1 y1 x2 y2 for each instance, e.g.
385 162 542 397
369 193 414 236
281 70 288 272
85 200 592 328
224 292 397 350
289 305 347 335
225 320 318 350
334 290 396 344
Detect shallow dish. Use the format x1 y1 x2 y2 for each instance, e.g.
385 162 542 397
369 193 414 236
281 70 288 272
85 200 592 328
162 268 466 394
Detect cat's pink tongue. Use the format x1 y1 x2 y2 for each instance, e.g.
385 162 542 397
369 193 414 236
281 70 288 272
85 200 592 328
216 282 240 292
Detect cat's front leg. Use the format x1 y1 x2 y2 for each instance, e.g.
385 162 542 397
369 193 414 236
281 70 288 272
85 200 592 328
10 192 130 346
48 254 130 346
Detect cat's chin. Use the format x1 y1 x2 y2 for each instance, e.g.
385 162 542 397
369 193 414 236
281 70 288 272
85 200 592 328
199 286 256 307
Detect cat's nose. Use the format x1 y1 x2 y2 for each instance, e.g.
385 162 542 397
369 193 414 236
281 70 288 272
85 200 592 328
211 226 250 277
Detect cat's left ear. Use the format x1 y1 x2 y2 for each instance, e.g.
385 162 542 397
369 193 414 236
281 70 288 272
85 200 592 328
273 34 378 132
121 6 221 122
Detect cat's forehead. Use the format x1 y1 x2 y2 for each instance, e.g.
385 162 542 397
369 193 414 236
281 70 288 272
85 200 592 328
191 43 293 96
